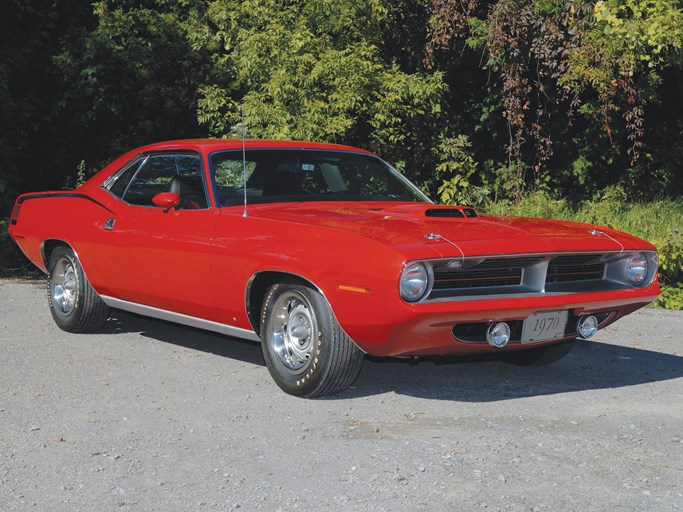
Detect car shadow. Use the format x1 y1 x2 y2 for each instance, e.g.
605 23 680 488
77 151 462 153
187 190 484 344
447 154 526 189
102 310 265 367
103 310 683 402
345 340 683 401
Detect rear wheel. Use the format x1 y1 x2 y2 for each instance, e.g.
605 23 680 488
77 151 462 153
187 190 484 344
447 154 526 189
47 246 109 333
261 283 364 397
501 340 574 366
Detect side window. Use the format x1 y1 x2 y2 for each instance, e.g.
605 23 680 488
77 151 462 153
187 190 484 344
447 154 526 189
106 157 145 199
213 156 256 206
113 153 208 209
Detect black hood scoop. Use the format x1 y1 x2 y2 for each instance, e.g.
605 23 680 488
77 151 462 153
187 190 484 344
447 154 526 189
425 207 478 218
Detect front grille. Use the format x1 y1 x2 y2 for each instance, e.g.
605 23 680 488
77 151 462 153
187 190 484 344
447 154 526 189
433 257 543 290
546 255 605 283
424 252 627 301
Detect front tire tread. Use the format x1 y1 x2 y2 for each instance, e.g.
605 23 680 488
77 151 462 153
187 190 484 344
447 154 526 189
261 283 363 398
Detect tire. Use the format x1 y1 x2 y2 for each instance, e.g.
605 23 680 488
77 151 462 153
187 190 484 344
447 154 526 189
47 246 109 333
260 283 364 397
501 339 575 366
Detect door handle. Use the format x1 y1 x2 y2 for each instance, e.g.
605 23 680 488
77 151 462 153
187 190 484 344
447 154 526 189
103 218 116 230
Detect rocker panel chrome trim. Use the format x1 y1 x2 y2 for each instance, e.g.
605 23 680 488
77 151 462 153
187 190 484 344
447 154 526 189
101 296 261 342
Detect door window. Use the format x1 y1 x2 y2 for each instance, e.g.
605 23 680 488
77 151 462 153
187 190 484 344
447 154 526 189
105 153 208 209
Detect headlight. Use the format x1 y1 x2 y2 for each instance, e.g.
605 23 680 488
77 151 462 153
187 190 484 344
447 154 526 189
400 262 431 302
626 253 648 286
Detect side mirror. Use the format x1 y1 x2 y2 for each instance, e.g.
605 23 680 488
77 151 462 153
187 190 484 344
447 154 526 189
152 192 181 211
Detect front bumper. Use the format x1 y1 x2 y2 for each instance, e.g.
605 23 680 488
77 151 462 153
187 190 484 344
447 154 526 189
342 284 659 357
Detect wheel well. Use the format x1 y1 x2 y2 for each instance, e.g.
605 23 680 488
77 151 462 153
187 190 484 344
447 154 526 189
247 271 320 336
41 239 73 268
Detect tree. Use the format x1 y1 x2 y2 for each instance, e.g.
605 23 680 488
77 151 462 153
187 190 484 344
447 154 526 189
191 0 447 184
53 0 212 172
425 0 683 201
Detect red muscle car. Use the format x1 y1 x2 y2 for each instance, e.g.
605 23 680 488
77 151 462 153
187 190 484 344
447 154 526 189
9 139 659 396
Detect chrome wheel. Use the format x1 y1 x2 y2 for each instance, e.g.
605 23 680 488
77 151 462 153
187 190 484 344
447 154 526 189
269 291 317 373
51 256 78 315
47 246 109 333
261 283 364 397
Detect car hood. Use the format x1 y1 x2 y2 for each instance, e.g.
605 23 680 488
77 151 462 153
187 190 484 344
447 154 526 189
246 202 651 259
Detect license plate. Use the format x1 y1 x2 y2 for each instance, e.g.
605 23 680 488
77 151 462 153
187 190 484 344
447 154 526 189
521 310 569 343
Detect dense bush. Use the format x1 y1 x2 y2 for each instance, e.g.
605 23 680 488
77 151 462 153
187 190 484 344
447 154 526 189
0 220 41 278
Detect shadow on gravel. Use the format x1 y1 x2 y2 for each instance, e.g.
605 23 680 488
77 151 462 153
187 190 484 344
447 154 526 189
346 340 683 401
102 310 265 367
103 310 682 402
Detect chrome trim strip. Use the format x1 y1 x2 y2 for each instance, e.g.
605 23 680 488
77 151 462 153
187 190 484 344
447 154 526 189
420 250 627 264
100 296 261 342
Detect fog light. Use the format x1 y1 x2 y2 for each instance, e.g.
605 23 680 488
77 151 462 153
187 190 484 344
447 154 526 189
486 322 511 348
577 315 599 339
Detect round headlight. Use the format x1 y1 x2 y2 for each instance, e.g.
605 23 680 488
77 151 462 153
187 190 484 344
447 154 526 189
626 253 648 286
400 262 430 302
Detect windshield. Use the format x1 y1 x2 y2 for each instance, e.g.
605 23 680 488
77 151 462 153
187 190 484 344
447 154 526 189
210 149 430 206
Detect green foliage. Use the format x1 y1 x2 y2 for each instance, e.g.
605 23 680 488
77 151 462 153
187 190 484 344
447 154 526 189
0 220 41 278
54 0 210 153
652 284 683 310
193 0 447 183
64 160 88 189
564 0 683 161
76 160 87 187
489 190 573 220
586 0 683 73
652 230 683 285
435 135 490 206
425 0 683 200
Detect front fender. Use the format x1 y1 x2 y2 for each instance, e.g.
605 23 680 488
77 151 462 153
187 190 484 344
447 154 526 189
210 210 410 344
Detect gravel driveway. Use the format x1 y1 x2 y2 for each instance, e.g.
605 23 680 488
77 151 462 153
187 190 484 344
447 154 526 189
1 281 681 511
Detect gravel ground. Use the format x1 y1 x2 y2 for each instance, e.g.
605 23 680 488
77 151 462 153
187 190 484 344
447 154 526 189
1 281 681 512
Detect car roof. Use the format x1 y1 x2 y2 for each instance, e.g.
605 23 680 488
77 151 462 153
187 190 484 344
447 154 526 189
135 139 374 155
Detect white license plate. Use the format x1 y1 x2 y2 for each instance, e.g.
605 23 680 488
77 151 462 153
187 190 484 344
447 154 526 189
521 310 569 343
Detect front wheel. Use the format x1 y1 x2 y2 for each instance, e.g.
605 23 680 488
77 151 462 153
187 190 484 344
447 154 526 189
260 283 364 397
47 246 109 333
501 339 574 366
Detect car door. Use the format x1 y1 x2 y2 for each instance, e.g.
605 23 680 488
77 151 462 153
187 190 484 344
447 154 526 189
97 151 219 321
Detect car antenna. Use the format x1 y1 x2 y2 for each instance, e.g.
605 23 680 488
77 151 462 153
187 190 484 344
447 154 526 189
241 106 248 218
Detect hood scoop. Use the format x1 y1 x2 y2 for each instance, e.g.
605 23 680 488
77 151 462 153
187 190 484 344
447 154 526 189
374 204 479 220
425 207 477 218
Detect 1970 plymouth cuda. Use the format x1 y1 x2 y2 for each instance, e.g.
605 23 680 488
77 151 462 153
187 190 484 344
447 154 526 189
9 139 659 396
